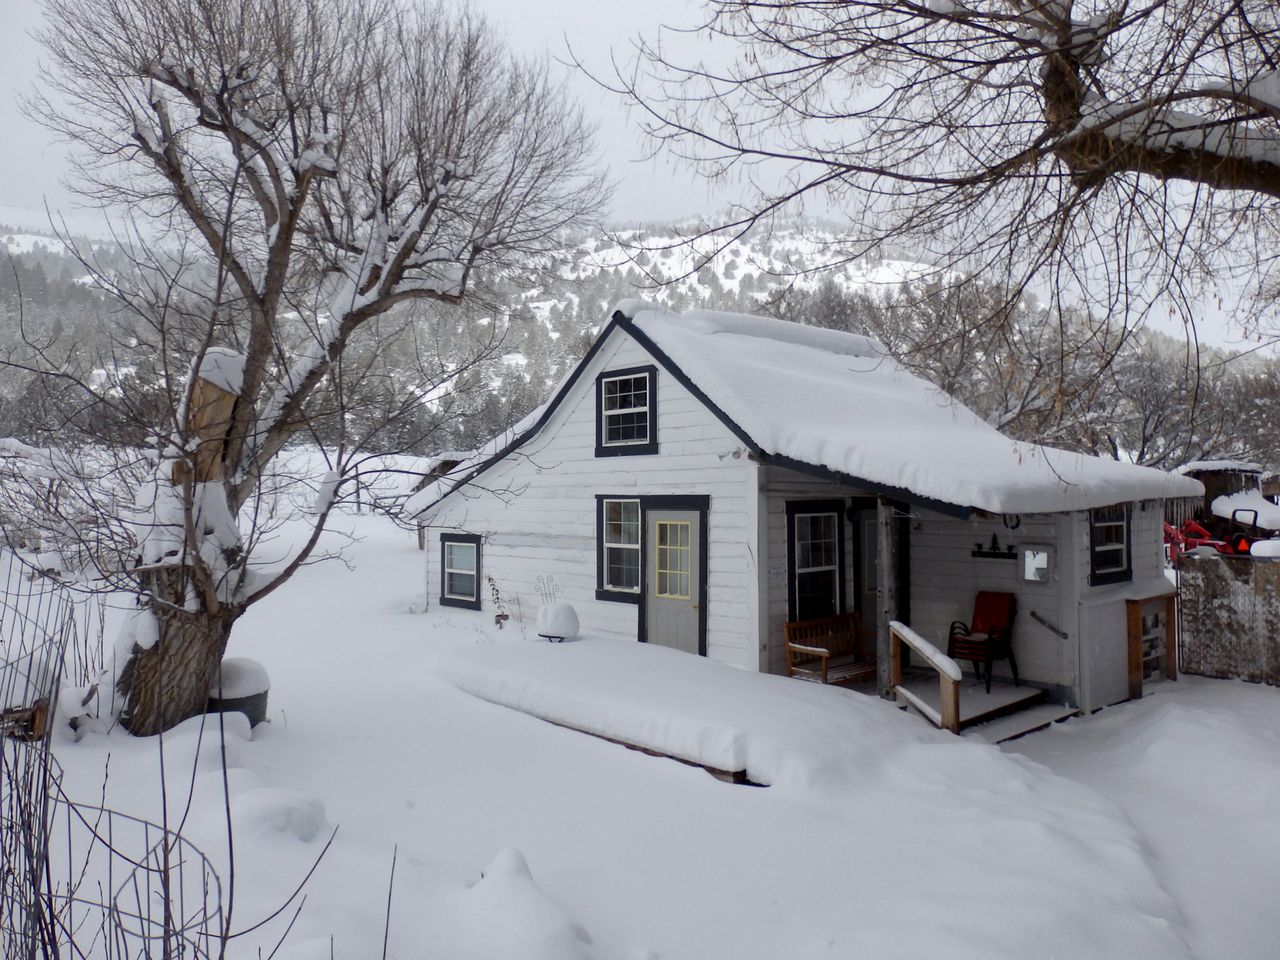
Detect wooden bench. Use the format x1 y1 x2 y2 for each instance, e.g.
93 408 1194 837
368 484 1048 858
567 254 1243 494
785 612 877 685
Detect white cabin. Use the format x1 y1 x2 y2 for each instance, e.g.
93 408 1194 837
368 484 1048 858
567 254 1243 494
408 305 1203 715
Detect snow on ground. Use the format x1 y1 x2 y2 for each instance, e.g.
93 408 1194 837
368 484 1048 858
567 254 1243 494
42 513 1280 959
1010 678 1280 960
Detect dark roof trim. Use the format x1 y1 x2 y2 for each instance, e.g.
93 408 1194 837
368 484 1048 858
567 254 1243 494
413 308 973 520
615 313 760 453
619 313 971 518
409 312 632 517
760 453 971 519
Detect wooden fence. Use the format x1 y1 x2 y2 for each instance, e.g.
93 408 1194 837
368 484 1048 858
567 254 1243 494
1177 554 1280 685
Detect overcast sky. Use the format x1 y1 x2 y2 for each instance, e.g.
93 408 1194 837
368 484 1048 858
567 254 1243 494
0 2 1257 347
0 0 721 223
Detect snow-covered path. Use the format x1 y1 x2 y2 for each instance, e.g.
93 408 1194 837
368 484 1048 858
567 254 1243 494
48 514 1280 959
1009 678 1280 960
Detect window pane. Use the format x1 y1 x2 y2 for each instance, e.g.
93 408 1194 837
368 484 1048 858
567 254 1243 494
796 569 837 620
795 512 837 571
605 410 649 443
604 375 647 411
445 571 476 599
606 547 640 591
445 542 475 572
605 500 639 545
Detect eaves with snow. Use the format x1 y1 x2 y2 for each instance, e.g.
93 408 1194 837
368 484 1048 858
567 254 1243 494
407 303 1203 518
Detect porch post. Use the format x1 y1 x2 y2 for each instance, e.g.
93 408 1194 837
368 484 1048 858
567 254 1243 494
876 497 898 699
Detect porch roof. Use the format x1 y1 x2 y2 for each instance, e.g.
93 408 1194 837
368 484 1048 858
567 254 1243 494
624 305 1203 516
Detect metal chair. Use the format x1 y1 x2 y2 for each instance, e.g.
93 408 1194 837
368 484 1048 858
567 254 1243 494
947 591 1018 693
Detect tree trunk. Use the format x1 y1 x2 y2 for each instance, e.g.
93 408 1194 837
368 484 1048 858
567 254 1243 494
116 575 236 736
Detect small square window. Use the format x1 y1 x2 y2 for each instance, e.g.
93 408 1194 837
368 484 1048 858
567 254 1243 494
440 533 482 609
1020 544 1054 583
596 366 658 456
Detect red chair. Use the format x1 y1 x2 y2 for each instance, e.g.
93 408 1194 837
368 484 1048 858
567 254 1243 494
948 592 1018 693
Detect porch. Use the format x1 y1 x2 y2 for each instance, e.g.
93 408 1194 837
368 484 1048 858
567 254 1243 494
888 620 1076 742
893 675 1076 743
761 464 1077 697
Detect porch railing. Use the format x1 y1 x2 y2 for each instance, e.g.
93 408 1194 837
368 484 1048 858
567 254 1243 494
889 620 962 734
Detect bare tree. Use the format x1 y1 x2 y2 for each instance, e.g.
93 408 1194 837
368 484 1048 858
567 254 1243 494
10 0 607 735
607 1 1280 340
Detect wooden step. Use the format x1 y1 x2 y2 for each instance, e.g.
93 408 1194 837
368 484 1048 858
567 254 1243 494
962 704 1079 744
895 676 1048 731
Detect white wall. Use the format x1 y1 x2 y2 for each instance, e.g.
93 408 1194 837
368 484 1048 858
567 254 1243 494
423 329 762 670
759 467 1082 689
1075 499 1170 711
907 509 1074 689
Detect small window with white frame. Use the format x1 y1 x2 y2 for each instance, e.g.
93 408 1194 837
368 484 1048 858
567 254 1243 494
787 502 845 621
1020 544 1054 584
440 533 481 610
596 366 658 456
1089 504 1131 586
598 497 641 598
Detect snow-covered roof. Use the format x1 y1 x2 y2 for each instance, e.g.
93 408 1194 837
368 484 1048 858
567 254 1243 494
626 306 1201 514
409 305 1202 518
405 411 546 513
1177 460 1263 475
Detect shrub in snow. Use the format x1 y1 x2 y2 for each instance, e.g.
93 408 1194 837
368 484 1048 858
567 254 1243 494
536 602 579 641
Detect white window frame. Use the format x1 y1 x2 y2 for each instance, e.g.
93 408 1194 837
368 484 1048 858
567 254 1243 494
600 372 651 447
1089 504 1131 585
794 510 840 618
440 534 482 609
601 498 641 594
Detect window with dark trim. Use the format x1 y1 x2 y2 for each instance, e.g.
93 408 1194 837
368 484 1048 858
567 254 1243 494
1089 504 1132 586
440 533 482 609
595 365 658 456
786 500 847 621
596 496 642 601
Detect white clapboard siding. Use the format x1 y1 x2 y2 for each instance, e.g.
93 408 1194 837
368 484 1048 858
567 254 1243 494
907 509 1072 688
1070 500 1170 710
1067 500 1165 597
425 329 760 671
1131 500 1166 583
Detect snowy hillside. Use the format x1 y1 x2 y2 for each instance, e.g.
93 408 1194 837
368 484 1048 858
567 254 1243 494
506 221 936 331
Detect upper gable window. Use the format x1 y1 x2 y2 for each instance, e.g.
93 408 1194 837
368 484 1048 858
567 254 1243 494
595 365 658 456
